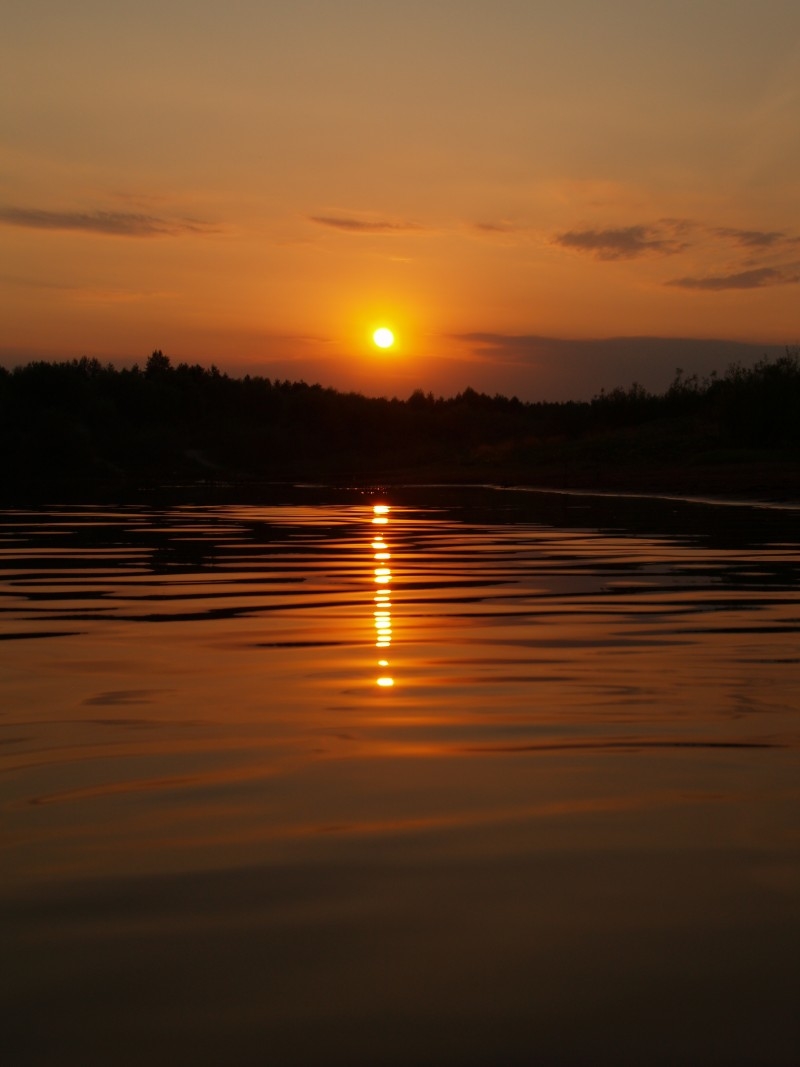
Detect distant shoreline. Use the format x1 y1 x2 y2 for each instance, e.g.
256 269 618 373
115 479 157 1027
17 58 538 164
359 454 800 509
3 457 798 508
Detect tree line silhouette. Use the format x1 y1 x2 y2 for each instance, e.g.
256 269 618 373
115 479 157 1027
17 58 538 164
2 348 798 492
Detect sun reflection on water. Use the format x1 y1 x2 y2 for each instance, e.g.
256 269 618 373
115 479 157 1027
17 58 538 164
371 504 394 687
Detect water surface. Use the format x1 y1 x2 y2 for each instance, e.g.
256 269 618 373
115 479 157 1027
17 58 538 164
2 486 799 1065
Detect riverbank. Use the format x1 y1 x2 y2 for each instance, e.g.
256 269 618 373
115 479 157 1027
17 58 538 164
3 453 798 508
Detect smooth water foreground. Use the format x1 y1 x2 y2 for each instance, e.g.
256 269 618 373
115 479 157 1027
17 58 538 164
2 486 799 1066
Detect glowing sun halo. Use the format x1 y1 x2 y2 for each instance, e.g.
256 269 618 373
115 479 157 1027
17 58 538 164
373 327 394 349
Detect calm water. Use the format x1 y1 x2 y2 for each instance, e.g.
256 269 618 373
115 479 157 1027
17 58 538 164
2 485 799 1066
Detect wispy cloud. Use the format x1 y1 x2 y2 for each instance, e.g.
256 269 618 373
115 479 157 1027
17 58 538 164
309 214 426 234
667 265 800 290
554 224 687 260
0 206 216 237
713 226 788 249
472 220 523 235
552 215 800 290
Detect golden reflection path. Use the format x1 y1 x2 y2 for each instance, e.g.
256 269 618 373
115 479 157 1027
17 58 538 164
371 504 394 688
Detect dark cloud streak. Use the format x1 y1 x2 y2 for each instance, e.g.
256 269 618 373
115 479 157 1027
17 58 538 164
556 217 800 257
554 224 687 259
472 221 522 234
713 227 786 248
309 215 425 234
667 266 800 290
448 333 786 401
0 207 214 237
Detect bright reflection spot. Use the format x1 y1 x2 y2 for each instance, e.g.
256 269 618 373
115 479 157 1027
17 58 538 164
377 676 394 687
369 504 396 671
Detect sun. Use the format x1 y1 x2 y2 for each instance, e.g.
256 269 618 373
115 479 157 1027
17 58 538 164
373 327 395 349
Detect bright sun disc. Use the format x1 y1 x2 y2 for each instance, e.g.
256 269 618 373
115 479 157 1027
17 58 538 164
373 328 394 349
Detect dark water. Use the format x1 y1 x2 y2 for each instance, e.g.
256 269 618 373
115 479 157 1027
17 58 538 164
2 485 799 1066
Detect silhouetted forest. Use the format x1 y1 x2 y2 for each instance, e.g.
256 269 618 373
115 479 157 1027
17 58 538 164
2 349 799 498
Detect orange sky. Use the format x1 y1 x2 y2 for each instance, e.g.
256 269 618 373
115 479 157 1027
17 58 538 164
2 1 799 399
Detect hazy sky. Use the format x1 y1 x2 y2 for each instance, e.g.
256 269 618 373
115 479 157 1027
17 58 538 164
2 0 799 399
